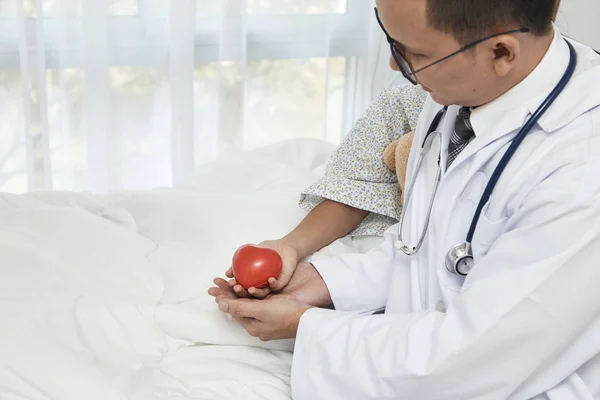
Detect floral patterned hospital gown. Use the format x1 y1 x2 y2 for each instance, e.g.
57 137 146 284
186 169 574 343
299 84 428 236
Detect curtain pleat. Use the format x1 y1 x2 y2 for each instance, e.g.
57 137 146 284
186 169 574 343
81 0 113 192
168 0 196 185
16 0 34 190
2 0 383 194
216 0 247 156
34 0 53 190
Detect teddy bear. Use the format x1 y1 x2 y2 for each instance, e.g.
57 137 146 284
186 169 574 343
382 131 415 206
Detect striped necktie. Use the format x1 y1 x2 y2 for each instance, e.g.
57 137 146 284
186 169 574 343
447 107 475 168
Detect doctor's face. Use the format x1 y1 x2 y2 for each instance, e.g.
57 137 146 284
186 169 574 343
376 0 513 107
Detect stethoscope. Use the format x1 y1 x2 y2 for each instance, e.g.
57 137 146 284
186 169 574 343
395 39 578 277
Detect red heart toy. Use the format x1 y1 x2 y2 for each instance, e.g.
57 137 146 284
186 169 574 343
231 244 283 289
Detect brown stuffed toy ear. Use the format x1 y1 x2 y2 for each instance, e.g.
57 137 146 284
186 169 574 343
395 131 414 194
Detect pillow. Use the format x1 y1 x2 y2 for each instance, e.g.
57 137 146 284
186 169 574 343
180 138 336 193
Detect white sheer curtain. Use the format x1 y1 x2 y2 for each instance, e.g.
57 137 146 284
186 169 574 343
0 0 394 194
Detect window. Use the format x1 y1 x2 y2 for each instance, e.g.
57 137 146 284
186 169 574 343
0 0 375 192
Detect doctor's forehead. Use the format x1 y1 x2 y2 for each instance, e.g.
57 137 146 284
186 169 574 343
375 0 431 46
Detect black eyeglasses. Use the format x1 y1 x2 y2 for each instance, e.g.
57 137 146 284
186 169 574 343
374 7 530 85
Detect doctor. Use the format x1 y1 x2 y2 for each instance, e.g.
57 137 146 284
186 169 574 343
210 0 600 398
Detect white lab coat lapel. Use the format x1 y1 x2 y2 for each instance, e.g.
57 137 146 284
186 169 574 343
401 102 458 310
406 98 552 307
432 138 514 297
431 103 558 298
405 123 439 310
400 98 438 311
404 100 520 306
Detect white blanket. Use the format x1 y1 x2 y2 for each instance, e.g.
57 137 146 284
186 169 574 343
0 139 384 399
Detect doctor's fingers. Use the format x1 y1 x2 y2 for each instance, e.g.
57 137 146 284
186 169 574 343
219 298 265 320
213 277 231 291
227 317 267 341
208 278 234 298
240 320 273 341
213 290 239 304
208 287 226 299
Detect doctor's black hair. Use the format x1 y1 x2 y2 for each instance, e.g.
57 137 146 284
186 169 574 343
426 0 558 45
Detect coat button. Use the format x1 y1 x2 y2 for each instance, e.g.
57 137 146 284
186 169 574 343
435 301 446 313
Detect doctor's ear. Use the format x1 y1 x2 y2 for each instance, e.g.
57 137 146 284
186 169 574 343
487 36 521 78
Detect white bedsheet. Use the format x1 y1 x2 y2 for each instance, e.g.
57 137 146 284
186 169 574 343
0 139 384 400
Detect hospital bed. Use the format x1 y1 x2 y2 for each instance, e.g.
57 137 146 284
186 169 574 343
0 138 383 400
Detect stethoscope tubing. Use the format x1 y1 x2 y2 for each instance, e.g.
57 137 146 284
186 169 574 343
465 40 577 243
396 39 578 271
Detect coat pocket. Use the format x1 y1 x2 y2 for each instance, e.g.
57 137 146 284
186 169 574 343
471 200 509 260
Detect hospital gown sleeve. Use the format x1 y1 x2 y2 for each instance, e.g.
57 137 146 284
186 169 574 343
310 224 399 314
299 84 427 237
291 160 600 399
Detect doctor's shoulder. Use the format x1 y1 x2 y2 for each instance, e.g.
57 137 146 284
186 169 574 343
508 110 600 226
514 50 600 197
474 75 600 248
539 111 600 193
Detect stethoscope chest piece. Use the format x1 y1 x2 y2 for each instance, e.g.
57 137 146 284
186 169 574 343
445 242 474 276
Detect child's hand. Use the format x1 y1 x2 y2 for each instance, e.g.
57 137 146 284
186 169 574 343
224 239 300 299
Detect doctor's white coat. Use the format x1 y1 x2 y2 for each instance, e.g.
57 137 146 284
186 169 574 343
291 33 600 399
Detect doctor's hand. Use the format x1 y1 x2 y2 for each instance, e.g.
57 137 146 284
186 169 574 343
210 261 332 308
224 239 300 299
276 261 333 307
216 296 313 341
